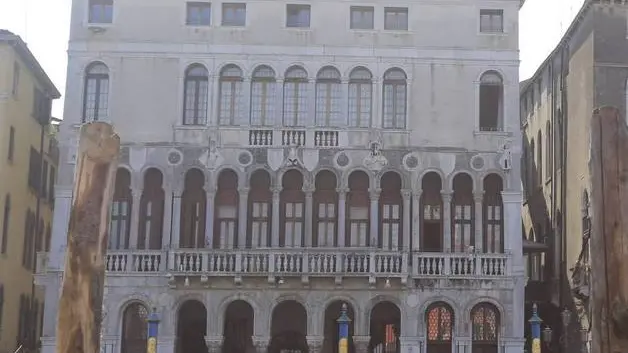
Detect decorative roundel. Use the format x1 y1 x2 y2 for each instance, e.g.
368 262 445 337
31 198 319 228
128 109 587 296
470 155 485 171
167 149 183 166
335 152 350 168
238 151 253 167
405 155 419 169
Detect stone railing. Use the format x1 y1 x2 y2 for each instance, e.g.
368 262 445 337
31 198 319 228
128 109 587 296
248 128 345 148
105 250 165 273
413 252 510 278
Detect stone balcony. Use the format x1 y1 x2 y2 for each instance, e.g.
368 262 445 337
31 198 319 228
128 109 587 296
36 249 511 284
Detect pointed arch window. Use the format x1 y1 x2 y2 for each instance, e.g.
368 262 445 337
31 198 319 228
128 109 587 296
479 71 503 132
315 67 342 127
109 169 132 250
382 69 407 129
379 172 402 250
283 67 309 127
483 174 504 253
471 304 499 353
426 302 453 353
219 65 244 125
280 170 305 248
314 171 338 247
421 173 443 252
139 169 164 250
121 303 148 353
348 67 373 128
214 170 239 249
451 174 474 252
83 62 109 122
250 66 276 126
347 171 369 247
181 169 206 248
183 64 209 125
248 170 272 248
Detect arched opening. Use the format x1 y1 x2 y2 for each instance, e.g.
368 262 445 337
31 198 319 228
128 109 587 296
478 71 503 132
348 67 373 128
222 300 254 353
283 66 309 128
183 64 209 125
314 171 338 247
83 62 109 122
379 172 402 250
471 303 499 353
214 169 239 249
269 301 308 353
315 67 342 127
219 65 244 125
382 69 407 129
181 169 206 248
347 171 370 247
451 174 474 253
369 301 400 353
250 66 277 127
176 300 208 353
139 168 164 250
323 301 355 353
121 303 148 353
483 174 503 253
280 170 305 248
248 169 272 248
421 172 443 252
425 302 453 353
109 168 132 250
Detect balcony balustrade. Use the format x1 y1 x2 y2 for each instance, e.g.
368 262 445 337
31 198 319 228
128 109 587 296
36 249 511 281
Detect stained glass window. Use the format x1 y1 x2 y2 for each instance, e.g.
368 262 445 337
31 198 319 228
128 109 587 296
471 304 499 342
426 303 453 341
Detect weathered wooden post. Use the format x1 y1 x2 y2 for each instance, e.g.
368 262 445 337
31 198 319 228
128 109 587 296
589 106 628 353
55 122 120 353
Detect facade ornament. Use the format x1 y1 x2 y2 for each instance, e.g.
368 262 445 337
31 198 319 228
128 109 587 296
205 139 224 170
284 145 303 168
363 141 388 171
497 139 513 171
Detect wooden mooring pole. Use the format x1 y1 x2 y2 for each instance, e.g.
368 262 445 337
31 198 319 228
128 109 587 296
55 122 120 353
589 106 628 353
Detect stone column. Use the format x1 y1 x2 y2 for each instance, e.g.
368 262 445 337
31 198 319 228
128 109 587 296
441 191 452 252
412 191 422 251
307 336 324 353
241 78 252 126
129 187 142 249
271 187 282 247
474 192 484 252
171 190 182 247
304 186 314 247
161 188 173 249
238 187 249 248
252 337 270 353
369 188 381 248
274 79 284 130
353 336 370 353
337 188 347 247
205 337 223 353
205 189 215 248
401 189 411 250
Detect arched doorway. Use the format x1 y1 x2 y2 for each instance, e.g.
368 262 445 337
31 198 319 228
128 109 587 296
369 301 400 353
222 300 254 353
323 301 355 353
121 302 148 353
471 303 499 353
269 300 308 353
425 302 453 353
176 300 208 353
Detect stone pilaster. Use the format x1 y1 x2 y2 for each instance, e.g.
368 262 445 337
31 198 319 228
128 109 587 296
252 336 270 353
353 336 370 353
205 336 223 353
307 336 324 353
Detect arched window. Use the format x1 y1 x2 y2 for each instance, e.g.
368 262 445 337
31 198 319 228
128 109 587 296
181 169 206 248
82 62 109 122
471 303 499 353
529 140 535 186
248 170 272 247
379 172 402 250
283 66 309 127
546 121 553 175
426 302 453 353
347 171 370 247
478 71 503 132
1 194 10 254
555 116 563 172
421 173 443 252
382 69 407 129
280 170 305 247
451 174 474 252
109 169 132 250
183 64 209 125
348 67 373 128
214 169 239 249
537 130 543 182
313 171 338 247
121 303 148 353
219 65 244 125
250 66 276 126
315 67 342 127
139 169 164 250
483 174 504 253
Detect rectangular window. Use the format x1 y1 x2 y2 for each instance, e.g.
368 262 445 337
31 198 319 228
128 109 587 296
350 6 374 30
452 205 473 253
480 9 503 33
317 203 336 247
381 204 401 250
218 79 243 125
217 204 237 249
283 202 304 247
422 204 442 252
89 0 113 24
349 206 368 247
108 201 130 250
12 62 19 97
250 79 276 126
286 4 310 28
222 3 246 26
28 148 41 193
32 89 51 125
283 81 308 127
187 2 211 26
384 7 408 31
8 126 15 162
250 202 270 247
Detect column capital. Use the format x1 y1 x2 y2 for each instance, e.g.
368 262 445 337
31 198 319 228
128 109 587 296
413 189 423 199
131 188 143 199
303 186 316 195
238 187 250 195
336 187 349 194
440 190 453 201
401 189 412 199
272 186 282 196
501 191 523 203
369 188 381 199
205 189 216 197
473 191 484 203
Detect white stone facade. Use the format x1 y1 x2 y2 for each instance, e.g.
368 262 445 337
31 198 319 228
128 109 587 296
37 1 526 353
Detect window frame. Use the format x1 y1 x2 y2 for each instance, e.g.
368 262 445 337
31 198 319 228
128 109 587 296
221 3 246 27
182 65 209 126
88 0 114 24
350 6 375 30
382 69 407 129
186 2 212 26
286 4 311 28
479 9 504 33
384 7 409 31
82 63 110 123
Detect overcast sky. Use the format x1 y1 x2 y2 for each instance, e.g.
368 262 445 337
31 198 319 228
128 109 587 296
0 0 585 119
